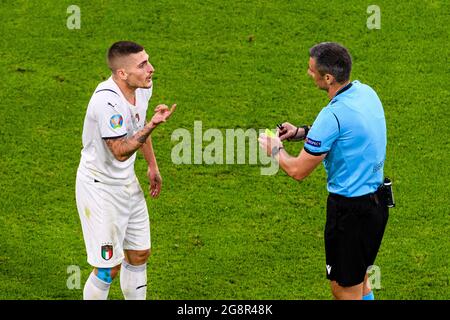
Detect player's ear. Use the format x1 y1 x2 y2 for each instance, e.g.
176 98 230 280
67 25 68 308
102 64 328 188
116 68 128 80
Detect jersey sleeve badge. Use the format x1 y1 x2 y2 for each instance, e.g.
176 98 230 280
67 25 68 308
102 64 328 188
109 114 124 129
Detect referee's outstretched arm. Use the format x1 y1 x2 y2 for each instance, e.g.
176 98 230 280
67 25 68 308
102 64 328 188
277 148 325 181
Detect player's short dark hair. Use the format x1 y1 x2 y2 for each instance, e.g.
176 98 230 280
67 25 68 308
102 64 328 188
107 41 144 71
309 42 352 83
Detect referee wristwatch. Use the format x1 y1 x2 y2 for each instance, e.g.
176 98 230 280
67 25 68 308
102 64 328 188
287 125 310 141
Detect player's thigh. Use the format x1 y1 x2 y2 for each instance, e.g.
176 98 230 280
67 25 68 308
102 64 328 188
123 180 151 253
76 176 126 268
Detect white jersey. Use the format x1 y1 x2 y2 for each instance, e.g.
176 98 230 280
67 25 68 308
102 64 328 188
78 77 152 185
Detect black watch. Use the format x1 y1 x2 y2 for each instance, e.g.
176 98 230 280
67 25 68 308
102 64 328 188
301 125 310 138
272 146 284 157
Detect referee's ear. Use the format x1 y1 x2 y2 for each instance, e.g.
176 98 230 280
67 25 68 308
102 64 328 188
325 74 335 85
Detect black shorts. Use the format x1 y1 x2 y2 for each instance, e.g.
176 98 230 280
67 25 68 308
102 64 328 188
324 188 389 287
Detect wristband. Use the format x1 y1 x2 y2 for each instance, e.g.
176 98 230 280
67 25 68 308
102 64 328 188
300 125 310 139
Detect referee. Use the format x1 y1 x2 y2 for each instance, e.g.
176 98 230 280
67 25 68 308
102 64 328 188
259 42 389 300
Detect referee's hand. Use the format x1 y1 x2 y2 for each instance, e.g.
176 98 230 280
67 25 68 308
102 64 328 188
278 122 297 141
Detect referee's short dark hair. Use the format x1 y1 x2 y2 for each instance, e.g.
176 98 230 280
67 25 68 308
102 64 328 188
309 42 352 83
107 41 144 71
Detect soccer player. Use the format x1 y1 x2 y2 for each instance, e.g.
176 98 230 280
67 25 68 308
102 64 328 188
75 41 176 300
259 42 389 300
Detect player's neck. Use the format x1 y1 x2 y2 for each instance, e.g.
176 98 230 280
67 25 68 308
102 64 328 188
327 81 350 99
112 76 136 105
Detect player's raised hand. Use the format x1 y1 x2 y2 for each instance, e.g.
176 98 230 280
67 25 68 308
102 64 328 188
278 122 297 141
150 104 177 126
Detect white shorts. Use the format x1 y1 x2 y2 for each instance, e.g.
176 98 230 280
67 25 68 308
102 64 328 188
75 171 151 268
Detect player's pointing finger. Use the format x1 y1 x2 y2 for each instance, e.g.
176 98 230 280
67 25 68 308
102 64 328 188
154 104 168 112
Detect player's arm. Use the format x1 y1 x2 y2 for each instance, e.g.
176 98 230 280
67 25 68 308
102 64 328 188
277 148 326 181
105 104 176 162
140 135 158 170
104 122 156 162
140 136 163 198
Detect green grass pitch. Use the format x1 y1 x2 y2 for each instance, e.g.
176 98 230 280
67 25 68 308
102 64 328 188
0 0 448 299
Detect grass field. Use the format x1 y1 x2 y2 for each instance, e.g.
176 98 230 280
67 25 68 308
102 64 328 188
0 0 449 300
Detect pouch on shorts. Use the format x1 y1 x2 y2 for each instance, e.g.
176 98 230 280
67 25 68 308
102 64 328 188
378 177 395 208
